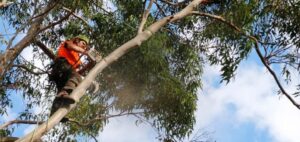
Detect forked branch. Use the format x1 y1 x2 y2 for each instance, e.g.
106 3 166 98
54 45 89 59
138 0 154 34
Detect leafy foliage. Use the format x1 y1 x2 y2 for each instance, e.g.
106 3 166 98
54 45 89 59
1 0 202 140
1 0 300 141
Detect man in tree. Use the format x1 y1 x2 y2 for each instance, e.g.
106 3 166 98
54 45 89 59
49 35 94 121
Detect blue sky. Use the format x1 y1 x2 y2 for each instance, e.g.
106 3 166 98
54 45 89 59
2 1 300 142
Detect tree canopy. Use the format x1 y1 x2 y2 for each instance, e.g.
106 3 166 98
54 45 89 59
0 0 299 141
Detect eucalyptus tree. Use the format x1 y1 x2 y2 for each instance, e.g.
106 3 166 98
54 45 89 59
0 0 299 141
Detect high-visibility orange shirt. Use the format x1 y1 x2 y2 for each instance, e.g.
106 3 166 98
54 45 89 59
57 42 81 69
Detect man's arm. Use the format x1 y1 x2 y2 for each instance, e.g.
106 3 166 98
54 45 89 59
65 40 86 53
65 40 95 60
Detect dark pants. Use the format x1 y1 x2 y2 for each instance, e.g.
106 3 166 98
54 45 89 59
49 57 82 92
49 58 82 116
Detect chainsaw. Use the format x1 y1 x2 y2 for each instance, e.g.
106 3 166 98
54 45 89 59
87 48 102 62
81 48 103 93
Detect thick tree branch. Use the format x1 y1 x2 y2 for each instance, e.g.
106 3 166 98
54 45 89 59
138 0 154 34
191 12 242 33
192 11 300 109
0 0 59 83
34 41 56 60
17 0 206 141
0 120 43 129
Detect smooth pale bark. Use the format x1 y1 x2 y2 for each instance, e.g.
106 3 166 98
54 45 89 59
0 120 43 129
17 0 205 141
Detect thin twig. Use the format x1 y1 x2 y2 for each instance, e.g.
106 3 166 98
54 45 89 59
12 64 48 75
62 7 89 26
30 1 59 20
18 55 46 72
7 26 26 49
91 1 136 30
68 111 145 127
39 11 73 32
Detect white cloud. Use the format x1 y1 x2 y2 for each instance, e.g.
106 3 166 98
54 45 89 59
195 62 300 142
98 116 157 142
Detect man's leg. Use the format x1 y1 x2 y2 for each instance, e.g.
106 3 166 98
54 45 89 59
49 58 73 122
56 71 82 104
